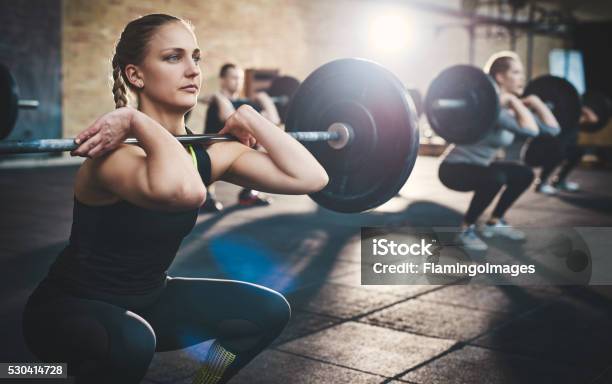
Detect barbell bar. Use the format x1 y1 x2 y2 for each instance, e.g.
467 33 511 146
431 99 469 110
18 100 40 109
0 58 420 214
231 95 290 106
0 124 351 155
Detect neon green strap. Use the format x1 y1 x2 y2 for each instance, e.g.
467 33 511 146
188 145 198 168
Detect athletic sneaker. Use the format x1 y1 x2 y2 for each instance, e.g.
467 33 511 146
238 189 272 207
200 196 223 213
480 218 526 241
536 183 558 195
458 225 488 251
554 180 580 192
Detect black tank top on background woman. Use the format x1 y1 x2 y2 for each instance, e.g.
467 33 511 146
43 129 211 298
205 98 262 134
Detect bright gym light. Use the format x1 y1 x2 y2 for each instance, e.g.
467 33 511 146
368 12 414 53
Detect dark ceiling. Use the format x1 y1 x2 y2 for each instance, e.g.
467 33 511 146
536 0 612 20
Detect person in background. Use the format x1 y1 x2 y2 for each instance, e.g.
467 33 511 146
438 51 545 251
199 63 281 211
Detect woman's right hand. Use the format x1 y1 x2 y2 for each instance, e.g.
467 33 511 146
219 105 259 148
499 92 520 108
71 107 136 158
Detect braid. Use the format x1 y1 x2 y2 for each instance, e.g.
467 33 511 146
112 61 128 109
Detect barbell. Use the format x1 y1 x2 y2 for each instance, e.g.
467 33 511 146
224 95 291 107
268 75 301 124
523 74 582 133
424 65 499 144
424 64 611 144
521 86 612 167
0 64 40 140
0 58 419 214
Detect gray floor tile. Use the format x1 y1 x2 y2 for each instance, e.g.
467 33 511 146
401 345 594 384
363 298 509 341
277 321 456 377
231 349 384 384
287 283 405 319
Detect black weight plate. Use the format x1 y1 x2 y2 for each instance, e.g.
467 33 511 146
581 90 611 133
0 63 18 140
285 58 419 213
425 65 500 144
523 75 581 136
268 76 300 124
407 88 423 117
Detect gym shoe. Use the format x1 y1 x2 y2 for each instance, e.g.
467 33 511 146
481 219 526 241
238 190 272 207
458 225 488 251
555 180 580 192
200 196 223 213
536 183 558 195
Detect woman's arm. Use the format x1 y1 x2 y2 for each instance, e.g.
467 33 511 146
213 93 237 122
522 94 560 134
73 108 206 210
197 92 236 120
253 92 281 125
496 108 537 138
579 105 599 126
207 105 328 194
501 93 539 135
534 115 561 136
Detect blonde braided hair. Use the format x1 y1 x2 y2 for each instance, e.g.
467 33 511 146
111 60 128 109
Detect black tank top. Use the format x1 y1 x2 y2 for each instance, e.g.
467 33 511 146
205 98 261 134
45 131 211 296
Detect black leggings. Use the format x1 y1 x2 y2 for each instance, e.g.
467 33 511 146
439 161 534 224
524 135 580 185
556 144 585 183
22 277 291 383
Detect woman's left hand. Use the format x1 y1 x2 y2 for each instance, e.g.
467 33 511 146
218 105 258 148
521 94 544 109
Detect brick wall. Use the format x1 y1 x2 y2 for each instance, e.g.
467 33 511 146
62 0 568 137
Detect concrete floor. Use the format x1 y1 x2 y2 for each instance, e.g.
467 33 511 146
1 156 612 383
